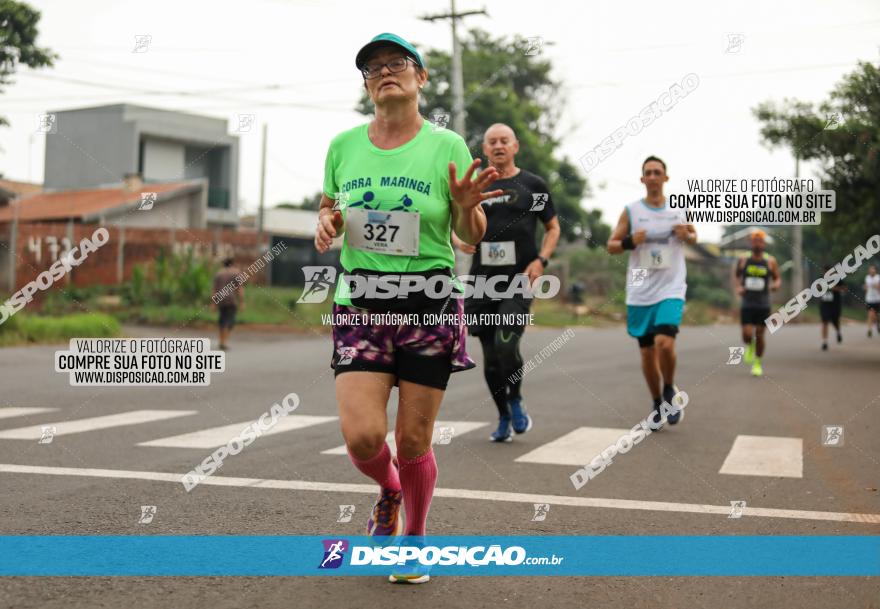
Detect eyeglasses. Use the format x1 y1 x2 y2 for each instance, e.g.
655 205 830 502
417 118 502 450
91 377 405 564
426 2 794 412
361 56 416 80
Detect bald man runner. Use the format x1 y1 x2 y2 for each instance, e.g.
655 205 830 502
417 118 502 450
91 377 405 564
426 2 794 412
733 229 780 376
453 123 561 442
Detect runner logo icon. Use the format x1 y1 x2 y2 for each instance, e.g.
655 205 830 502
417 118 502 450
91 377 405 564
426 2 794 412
138 505 156 524
530 193 548 211
336 347 357 366
38 426 56 444
822 425 844 446
298 266 338 303
337 505 356 523
727 347 744 365
319 539 348 569
630 268 647 287
531 503 550 522
728 501 746 519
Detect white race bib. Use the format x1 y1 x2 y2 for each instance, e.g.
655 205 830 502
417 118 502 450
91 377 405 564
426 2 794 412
640 245 671 269
481 241 516 266
744 276 766 291
821 292 835 302
346 209 419 257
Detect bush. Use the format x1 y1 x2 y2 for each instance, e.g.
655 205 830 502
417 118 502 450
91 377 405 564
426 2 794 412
690 285 733 309
41 284 106 315
686 267 734 310
0 312 120 346
123 248 216 307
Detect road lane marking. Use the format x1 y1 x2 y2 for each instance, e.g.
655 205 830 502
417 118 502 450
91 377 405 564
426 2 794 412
0 410 198 440
138 415 338 448
321 421 489 455
1 463 877 524
0 407 59 420
515 427 631 466
720 435 803 478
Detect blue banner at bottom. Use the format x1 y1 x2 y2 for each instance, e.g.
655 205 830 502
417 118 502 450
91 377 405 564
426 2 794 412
0 536 877 576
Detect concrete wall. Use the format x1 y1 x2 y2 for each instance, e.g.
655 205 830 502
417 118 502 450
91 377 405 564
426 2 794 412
43 106 137 190
3 222 268 297
142 138 186 182
107 195 193 229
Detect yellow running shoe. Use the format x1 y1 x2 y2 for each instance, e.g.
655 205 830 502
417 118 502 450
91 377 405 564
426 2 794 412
750 358 763 377
743 342 755 365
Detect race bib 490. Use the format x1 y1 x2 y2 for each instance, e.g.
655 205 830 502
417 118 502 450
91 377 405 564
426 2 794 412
481 241 516 266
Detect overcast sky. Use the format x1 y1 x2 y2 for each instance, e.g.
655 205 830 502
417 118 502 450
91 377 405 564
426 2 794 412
2 0 879 242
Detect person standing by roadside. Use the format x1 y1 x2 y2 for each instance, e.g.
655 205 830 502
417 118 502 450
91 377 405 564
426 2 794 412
211 257 243 350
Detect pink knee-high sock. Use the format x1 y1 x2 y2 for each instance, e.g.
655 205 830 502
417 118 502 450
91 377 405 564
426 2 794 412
348 442 401 492
397 449 438 536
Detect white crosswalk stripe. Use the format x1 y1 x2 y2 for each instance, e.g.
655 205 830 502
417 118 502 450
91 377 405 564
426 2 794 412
719 434 803 478
0 406 808 482
0 407 59 420
320 420 490 455
138 415 338 448
0 410 198 440
515 427 629 466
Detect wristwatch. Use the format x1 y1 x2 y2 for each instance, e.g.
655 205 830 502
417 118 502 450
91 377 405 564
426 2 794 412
537 255 549 268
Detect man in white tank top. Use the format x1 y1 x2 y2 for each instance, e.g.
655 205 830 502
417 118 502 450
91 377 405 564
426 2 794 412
607 156 697 428
864 265 880 338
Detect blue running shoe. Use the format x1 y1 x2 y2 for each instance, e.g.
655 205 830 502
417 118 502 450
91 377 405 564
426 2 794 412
509 397 533 434
663 384 685 425
389 536 430 584
489 415 513 442
647 403 664 431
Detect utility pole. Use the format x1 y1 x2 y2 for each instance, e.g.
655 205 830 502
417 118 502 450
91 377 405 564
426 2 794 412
422 1 487 276
421 0 487 137
258 123 267 235
792 153 804 299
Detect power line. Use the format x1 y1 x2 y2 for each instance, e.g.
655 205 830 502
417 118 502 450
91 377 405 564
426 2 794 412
57 55 355 89
7 70 357 112
568 61 866 90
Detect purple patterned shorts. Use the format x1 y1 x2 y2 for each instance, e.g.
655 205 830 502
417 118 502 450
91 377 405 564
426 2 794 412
330 296 475 390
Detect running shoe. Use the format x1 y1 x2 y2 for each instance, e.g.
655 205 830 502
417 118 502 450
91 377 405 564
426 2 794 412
647 400 664 431
367 458 403 538
389 537 430 584
490 415 513 442
822 342 828 351
751 359 763 377
837 332 843 344
743 342 755 365
663 384 684 425
388 563 431 584
509 397 533 434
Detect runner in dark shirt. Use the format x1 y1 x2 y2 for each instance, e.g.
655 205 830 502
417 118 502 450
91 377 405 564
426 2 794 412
453 123 560 442
733 229 780 376
819 264 846 350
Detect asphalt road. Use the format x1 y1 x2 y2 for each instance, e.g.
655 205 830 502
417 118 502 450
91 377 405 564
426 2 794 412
0 319 878 608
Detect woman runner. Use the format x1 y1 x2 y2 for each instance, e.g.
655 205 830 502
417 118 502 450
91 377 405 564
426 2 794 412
314 33 501 584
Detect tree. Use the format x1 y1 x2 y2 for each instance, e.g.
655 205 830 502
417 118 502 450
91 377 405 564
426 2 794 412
356 29 605 242
0 0 58 127
753 61 880 248
582 209 611 248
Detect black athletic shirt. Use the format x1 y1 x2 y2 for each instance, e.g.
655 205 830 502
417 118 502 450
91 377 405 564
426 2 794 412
737 254 771 309
819 280 845 309
469 169 556 279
